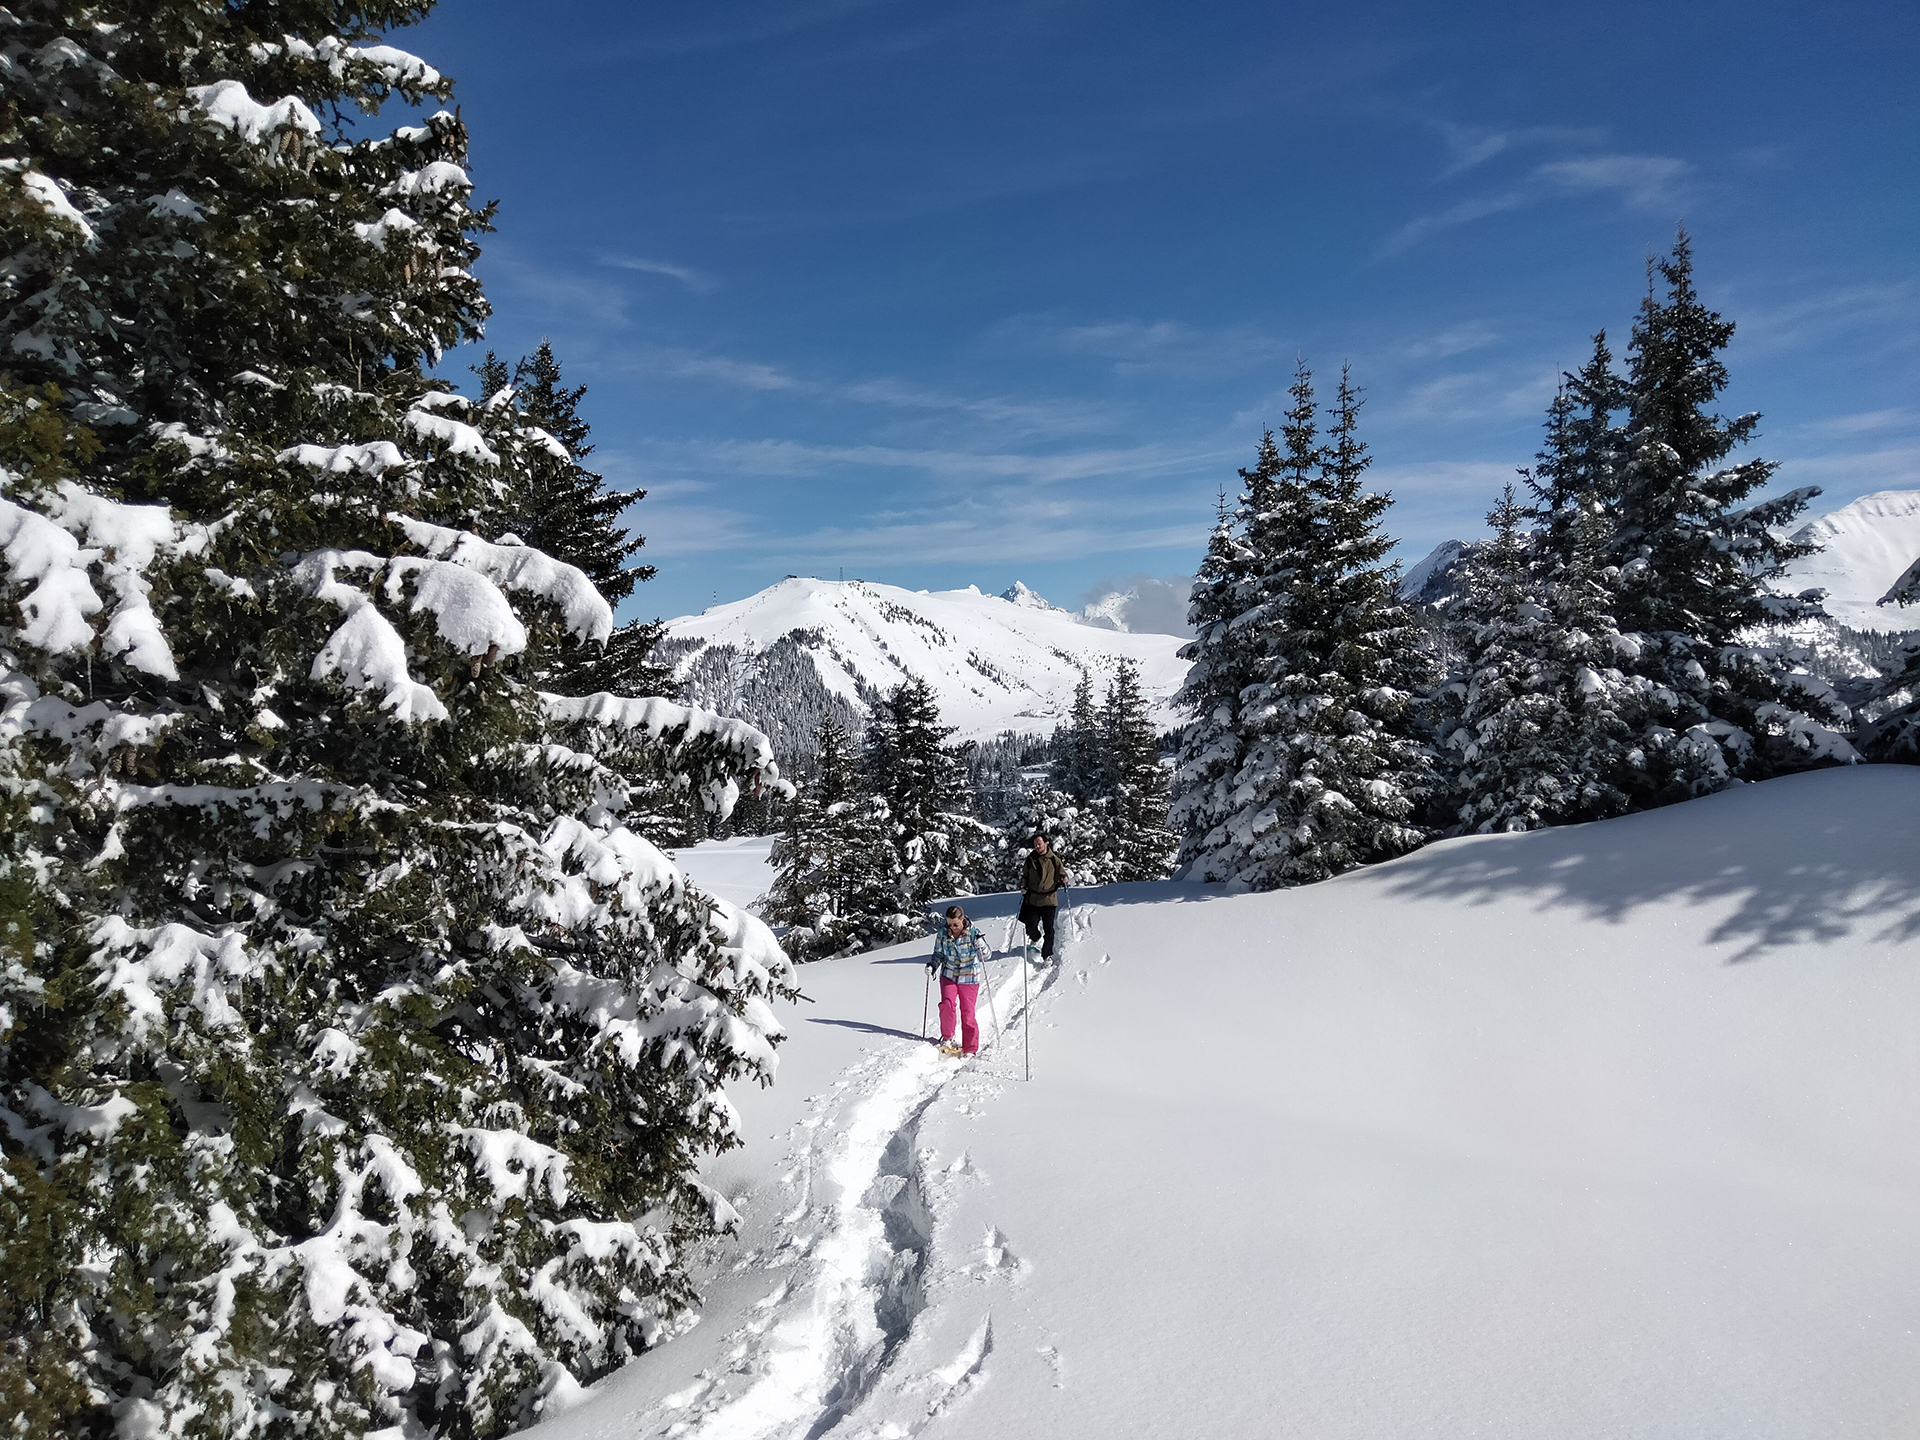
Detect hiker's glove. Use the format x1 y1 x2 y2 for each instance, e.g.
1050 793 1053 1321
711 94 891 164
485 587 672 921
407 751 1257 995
926 962 938 976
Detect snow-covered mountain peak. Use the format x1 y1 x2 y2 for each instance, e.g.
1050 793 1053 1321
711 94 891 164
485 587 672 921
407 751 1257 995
1778 488 1920 631
1399 539 1469 603
999 580 1065 612
665 576 1188 745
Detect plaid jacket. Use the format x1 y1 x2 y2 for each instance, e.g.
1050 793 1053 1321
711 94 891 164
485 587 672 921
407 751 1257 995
931 925 990 985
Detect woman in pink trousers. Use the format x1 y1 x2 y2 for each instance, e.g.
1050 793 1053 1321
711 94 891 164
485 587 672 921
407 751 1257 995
928 904 990 1057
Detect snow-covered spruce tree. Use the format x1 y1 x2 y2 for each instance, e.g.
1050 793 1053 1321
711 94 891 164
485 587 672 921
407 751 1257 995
1860 561 1920 760
864 676 995 919
1052 670 1107 802
488 341 672 701
766 716 902 958
1170 436 1287 878
1525 332 1629 581
1188 366 1428 887
1439 484 1640 832
1000 782 1114 889
0 8 792 1439
1608 230 1854 793
1436 348 1647 834
1100 659 1176 880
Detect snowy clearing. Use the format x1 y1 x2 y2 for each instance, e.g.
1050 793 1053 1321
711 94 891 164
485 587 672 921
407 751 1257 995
673 833 778 915
549 768 1918 1438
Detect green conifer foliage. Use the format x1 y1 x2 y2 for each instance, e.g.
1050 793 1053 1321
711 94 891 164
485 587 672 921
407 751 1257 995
1170 439 1278 875
766 717 903 957
1179 365 1428 887
1440 484 1639 832
1000 782 1113 888
1100 659 1175 880
1610 230 1854 791
0 7 792 1436
1052 670 1107 802
864 677 994 917
1860 563 1920 760
494 341 672 700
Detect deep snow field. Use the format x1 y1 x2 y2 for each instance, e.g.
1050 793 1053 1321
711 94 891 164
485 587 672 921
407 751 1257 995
563 768 1920 1439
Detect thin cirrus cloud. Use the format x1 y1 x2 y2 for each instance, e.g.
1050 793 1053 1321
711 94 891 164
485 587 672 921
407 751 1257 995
1431 121 1609 179
631 345 1111 435
991 314 1286 375
643 433 1232 491
1382 149 1693 256
600 253 720 293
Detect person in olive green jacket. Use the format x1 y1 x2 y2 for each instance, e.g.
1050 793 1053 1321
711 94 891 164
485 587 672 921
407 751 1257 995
1018 831 1066 959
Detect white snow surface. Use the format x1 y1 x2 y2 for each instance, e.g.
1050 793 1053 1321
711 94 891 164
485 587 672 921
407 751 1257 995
672 834 779 915
665 577 1188 742
528 768 1919 1440
1777 488 1920 631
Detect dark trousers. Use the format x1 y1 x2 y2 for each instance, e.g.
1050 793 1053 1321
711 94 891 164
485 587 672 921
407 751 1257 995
1018 901 1057 959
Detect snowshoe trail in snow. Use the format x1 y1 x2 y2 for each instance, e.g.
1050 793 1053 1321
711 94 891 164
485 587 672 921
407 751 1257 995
626 929 1084 1439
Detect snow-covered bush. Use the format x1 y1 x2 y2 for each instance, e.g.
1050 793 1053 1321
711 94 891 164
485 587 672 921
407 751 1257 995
0 6 790 1436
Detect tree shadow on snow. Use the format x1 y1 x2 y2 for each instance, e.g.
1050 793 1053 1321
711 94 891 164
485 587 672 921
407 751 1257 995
1359 768 1920 963
806 1017 926 1043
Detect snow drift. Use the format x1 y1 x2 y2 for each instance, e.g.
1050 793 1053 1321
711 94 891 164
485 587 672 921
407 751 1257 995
528 766 1920 1439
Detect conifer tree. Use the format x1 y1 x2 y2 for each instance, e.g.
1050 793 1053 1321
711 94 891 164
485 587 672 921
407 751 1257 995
0 8 790 1436
1608 230 1854 791
1860 562 1920 760
1100 659 1177 880
1184 365 1427 886
507 341 671 699
1440 484 1638 832
1053 670 1107 802
1526 332 1629 583
865 677 995 916
1001 782 1114 889
766 717 901 957
1170 433 1285 876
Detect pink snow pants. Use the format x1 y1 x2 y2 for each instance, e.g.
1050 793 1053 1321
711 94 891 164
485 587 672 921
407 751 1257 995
939 980 980 1054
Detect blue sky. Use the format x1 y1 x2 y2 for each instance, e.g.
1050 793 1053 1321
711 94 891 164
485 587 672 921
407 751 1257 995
410 0 1918 625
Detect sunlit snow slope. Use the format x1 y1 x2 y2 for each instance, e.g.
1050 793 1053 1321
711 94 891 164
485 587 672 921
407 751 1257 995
535 768 1919 1440
663 577 1188 741
1777 488 1920 631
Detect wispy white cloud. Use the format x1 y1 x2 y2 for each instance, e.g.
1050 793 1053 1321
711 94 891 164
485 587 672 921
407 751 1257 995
619 345 1112 436
991 314 1286 376
1767 444 1920 498
1382 133 1694 256
1784 407 1917 440
656 434 1231 488
600 253 719 293
1431 122 1607 179
647 347 811 392
1380 191 1529 255
1729 281 1918 357
1398 320 1501 361
837 377 1113 434
1535 154 1690 208
1377 365 1562 427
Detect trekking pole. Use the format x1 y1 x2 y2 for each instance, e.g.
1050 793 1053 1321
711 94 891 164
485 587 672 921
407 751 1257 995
1023 943 1032 1082
921 966 931 1041
983 959 1004 1050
